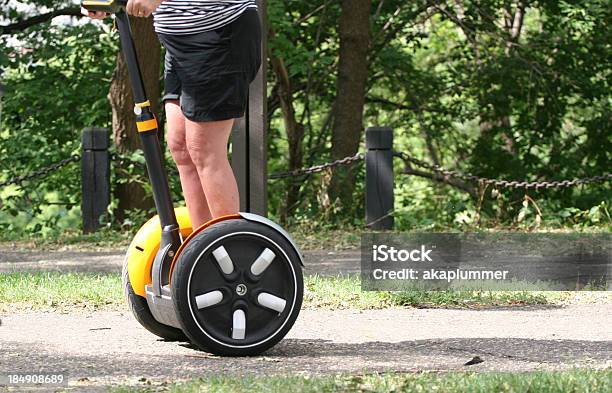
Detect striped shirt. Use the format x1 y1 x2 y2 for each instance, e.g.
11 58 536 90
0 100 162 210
153 0 257 35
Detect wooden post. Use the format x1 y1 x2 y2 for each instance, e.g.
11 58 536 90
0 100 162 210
232 117 249 212
81 127 110 233
365 127 394 230
232 0 268 216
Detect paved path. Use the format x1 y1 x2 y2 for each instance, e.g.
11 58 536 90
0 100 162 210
1 246 611 389
0 248 360 276
1 305 611 389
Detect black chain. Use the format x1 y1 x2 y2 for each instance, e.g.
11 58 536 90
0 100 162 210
0 154 81 189
103 150 612 190
112 151 364 180
269 152 365 179
394 151 612 189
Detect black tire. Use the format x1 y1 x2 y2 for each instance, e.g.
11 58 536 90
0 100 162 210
171 219 303 356
122 257 187 342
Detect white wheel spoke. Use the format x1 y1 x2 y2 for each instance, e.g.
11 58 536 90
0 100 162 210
212 246 234 274
195 290 223 309
257 292 286 313
250 248 276 276
232 309 246 339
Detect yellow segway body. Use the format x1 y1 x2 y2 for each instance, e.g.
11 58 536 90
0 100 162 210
126 207 193 297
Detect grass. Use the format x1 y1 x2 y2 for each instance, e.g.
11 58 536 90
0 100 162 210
304 275 552 309
290 225 363 251
0 272 123 312
2 223 610 253
111 370 612 393
291 222 612 252
3 272 602 312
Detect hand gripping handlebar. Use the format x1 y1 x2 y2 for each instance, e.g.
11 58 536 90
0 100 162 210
81 0 127 14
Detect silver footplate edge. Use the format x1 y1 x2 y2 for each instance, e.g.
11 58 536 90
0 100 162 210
145 284 182 329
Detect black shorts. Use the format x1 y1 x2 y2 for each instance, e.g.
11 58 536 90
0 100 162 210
158 9 262 122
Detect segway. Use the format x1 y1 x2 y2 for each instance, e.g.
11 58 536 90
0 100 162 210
81 0 303 356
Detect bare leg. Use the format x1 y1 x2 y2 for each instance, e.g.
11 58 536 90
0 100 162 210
165 100 212 227
185 118 239 217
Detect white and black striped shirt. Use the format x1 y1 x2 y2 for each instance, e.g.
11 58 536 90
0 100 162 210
153 0 257 35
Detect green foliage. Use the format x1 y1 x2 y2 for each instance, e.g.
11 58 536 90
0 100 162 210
266 0 610 229
372 0 610 229
0 0 610 236
1 10 117 236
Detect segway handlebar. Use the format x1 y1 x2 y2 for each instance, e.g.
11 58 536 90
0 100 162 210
82 0 182 284
81 0 127 14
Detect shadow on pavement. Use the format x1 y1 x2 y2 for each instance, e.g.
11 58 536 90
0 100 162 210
2 337 610 387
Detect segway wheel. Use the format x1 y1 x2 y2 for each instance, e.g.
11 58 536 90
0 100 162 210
122 259 187 342
171 218 303 356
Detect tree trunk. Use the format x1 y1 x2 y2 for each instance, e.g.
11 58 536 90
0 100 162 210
329 0 372 212
109 16 161 221
477 3 526 157
270 51 304 222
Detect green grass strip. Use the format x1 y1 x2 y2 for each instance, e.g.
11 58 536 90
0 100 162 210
0 272 123 311
113 370 612 393
304 274 548 309
0 272 550 311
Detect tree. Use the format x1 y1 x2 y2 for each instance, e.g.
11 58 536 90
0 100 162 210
269 48 305 222
110 16 160 221
329 0 372 212
0 1 118 234
2 0 609 233
1 2 162 222
267 0 341 221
